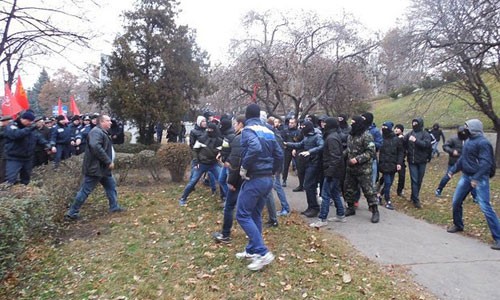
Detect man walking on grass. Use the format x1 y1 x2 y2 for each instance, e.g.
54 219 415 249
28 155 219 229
65 114 124 220
235 103 283 271
446 119 500 250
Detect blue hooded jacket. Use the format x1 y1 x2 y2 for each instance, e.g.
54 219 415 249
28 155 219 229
451 119 494 181
240 117 283 178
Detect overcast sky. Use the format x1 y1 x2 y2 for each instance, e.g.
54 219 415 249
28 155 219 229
20 0 409 87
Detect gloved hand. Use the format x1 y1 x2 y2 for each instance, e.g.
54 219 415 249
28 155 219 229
240 167 249 180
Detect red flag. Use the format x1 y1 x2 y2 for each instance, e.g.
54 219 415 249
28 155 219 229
14 75 30 110
58 97 63 116
69 95 80 116
2 83 23 118
251 83 259 103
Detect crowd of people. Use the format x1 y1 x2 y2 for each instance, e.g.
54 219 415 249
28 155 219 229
0 110 126 219
178 104 500 271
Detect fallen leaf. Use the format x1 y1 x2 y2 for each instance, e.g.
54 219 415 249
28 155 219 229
342 272 352 283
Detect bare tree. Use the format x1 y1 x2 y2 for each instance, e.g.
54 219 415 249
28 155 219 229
408 0 500 163
0 0 93 85
229 10 376 119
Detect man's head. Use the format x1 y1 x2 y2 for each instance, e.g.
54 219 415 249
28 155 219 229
288 118 297 129
196 116 207 128
245 103 261 120
20 111 35 127
394 124 404 135
273 117 282 129
72 115 80 126
56 115 68 126
234 115 246 133
99 114 112 131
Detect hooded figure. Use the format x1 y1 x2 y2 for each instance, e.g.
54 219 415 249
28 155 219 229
447 118 500 250
362 112 374 130
350 115 365 136
382 121 394 137
302 120 315 136
189 116 207 149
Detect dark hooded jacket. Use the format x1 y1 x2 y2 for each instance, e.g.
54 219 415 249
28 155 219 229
378 130 404 173
322 118 345 178
192 126 223 165
4 119 51 161
404 118 432 164
442 127 466 166
189 116 206 149
450 119 495 180
286 121 324 166
220 120 236 162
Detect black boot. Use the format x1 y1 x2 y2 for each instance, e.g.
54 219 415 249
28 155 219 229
345 206 356 217
370 205 380 223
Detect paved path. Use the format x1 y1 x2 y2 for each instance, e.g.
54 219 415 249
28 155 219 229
281 176 500 300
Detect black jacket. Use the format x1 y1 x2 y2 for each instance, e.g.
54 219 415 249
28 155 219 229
443 135 463 166
404 118 432 164
220 127 236 162
227 132 244 188
189 125 204 149
322 129 345 178
192 133 222 165
378 132 404 173
82 125 113 177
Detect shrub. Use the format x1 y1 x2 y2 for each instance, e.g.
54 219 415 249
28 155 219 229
30 156 83 223
113 152 136 184
135 150 160 180
0 185 54 280
113 143 160 154
156 143 192 182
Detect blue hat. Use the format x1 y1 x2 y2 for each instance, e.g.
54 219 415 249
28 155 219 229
382 121 394 131
21 111 35 121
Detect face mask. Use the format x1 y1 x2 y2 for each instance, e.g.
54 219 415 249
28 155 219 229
458 131 468 140
382 128 392 135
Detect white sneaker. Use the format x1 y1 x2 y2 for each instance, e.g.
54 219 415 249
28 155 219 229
247 252 275 271
328 215 346 223
235 251 259 260
309 219 328 228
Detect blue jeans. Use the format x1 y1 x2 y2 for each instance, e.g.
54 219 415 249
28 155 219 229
222 186 239 237
273 174 290 212
319 177 344 220
452 174 500 242
181 163 220 200
408 163 427 203
382 173 395 201
5 159 33 184
236 177 273 256
432 142 439 157
67 175 120 216
218 166 229 200
265 191 277 223
189 160 217 192
304 164 319 210
438 165 454 190
438 166 477 198
372 158 378 186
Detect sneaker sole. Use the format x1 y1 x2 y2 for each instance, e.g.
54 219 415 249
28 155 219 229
247 253 275 271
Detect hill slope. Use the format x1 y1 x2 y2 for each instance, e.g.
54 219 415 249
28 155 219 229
371 77 500 130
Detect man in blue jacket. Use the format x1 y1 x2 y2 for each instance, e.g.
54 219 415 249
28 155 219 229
235 103 283 271
446 119 500 250
4 111 55 185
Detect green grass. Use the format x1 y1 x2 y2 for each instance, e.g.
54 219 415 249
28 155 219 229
372 75 500 130
0 181 434 300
